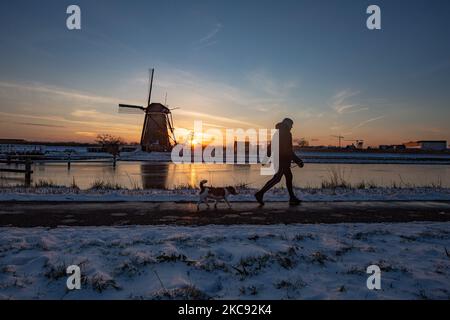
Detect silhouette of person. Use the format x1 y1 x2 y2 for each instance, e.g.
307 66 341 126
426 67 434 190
255 118 304 205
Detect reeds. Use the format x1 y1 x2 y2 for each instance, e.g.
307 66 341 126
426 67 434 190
89 179 125 190
320 167 352 189
0 174 445 191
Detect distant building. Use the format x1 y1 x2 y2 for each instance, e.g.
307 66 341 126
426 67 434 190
403 140 447 151
0 139 26 144
86 146 107 153
379 144 405 151
86 146 138 153
0 144 45 154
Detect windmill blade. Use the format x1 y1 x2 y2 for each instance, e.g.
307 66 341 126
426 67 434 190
147 68 154 107
168 113 177 144
119 104 145 110
118 104 146 114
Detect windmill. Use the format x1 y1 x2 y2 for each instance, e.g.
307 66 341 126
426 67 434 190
118 69 177 152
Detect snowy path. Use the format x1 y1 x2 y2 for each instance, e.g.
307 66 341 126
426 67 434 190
0 223 449 299
1 201 450 227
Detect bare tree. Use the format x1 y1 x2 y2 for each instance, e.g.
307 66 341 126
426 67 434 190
96 134 124 168
295 138 309 148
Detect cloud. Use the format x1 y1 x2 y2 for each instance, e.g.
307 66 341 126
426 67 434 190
331 90 368 114
333 90 359 103
176 109 259 128
148 68 278 127
75 131 97 137
0 81 118 105
0 111 140 135
346 107 369 114
194 23 222 49
296 108 325 120
353 116 385 129
195 40 218 50
13 122 65 128
0 81 140 122
202 122 226 129
71 109 103 118
247 69 298 97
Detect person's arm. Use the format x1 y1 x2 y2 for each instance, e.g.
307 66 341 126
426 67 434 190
289 132 304 167
292 150 304 167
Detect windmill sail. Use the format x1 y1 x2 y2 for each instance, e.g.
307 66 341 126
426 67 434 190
118 104 146 114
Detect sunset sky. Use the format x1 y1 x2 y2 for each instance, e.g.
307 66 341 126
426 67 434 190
0 0 449 147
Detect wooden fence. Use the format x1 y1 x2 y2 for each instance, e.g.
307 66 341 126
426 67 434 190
0 158 33 186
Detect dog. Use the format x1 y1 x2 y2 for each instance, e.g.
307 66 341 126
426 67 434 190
197 180 238 210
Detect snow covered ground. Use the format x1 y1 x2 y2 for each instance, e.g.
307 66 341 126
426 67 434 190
0 186 449 202
0 223 449 300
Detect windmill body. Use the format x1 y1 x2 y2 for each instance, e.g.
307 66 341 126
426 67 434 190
141 103 172 151
118 69 177 152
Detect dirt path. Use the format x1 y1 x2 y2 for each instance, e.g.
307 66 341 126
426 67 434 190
1 201 450 227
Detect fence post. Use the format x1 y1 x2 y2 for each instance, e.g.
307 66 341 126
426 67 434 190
25 158 32 187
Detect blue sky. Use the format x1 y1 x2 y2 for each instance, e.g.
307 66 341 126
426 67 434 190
0 0 449 146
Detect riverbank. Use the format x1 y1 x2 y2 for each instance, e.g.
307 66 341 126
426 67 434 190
2 149 450 164
0 186 449 202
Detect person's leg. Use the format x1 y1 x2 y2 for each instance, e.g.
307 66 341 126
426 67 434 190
257 170 283 195
284 166 301 204
284 167 296 199
255 162 289 205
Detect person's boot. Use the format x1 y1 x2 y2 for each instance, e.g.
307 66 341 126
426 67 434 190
289 196 302 206
255 192 265 206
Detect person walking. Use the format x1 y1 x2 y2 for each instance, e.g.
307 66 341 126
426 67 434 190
255 118 304 206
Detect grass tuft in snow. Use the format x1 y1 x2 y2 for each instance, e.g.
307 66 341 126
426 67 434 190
89 180 125 191
34 180 64 188
151 285 210 300
321 167 352 189
309 251 334 265
70 177 80 190
89 272 121 292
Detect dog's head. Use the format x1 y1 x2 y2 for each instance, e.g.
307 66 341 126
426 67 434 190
226 186 238 195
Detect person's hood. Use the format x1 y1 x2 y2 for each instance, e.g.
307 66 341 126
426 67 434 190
275 122 289 130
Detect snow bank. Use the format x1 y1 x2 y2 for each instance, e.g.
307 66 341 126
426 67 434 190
0 223 449 299
0 187 449 202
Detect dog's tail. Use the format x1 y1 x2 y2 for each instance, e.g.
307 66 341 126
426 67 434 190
199 180 208 193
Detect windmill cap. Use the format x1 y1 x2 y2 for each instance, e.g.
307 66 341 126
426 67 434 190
147 103 171 114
